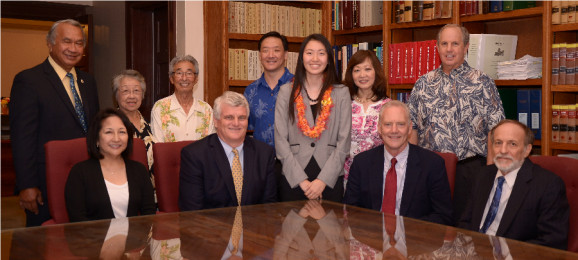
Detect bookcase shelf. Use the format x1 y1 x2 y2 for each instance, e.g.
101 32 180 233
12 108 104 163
388 84 414 90
460 6 543 23
229 80 253 87
494 79 542 86
552 23 578 32
229 33 307 43
552 85 578 92
333 25 383 35
551 143 578 152
389 18 453 30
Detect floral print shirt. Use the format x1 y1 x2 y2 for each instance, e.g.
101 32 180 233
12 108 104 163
344 98 391 181
132 110 156 171
408 62 505 160
151 94 215 143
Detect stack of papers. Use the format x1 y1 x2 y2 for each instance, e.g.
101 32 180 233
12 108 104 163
497 55 542 80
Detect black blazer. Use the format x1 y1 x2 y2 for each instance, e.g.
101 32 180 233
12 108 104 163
458 158 569 250
344 144 454 226
179 133 277 211
65 158 156 222
9 59 99 194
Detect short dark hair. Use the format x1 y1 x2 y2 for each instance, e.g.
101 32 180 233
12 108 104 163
87 108 134 160
343 50 388 101
490 119 534 146
258 31 289 52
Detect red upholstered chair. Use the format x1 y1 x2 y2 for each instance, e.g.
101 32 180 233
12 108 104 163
152 141 194 213
43 137 148 225
529 155 578 252
434 152 458 198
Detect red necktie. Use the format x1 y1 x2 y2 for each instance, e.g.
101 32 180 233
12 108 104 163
382 158 397 214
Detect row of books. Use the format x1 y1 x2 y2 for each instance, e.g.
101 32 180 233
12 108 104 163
397 92 411 103
499 89 542 140
227 49 298 81
551 43 578 85
552 1 578 25
469 1 536 16
388 40 440 84
552 104 578 143
331 1 383 30
227 2 321 37
393 1 452 23
333 42 383 81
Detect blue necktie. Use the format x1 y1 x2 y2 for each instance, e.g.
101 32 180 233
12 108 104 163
66 73 87 133
480 176 505 233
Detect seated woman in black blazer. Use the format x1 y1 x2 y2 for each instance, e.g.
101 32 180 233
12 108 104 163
65 108 156 222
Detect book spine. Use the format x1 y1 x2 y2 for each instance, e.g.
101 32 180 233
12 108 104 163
553 1 562 24
562 1 569 24
552 105 560 142
560 105 569 143
560 43 567 85
530 89 542 140
567 44 576 85
552 44 560 85
423 1 434 20
517 89 530 127
569 1 577 23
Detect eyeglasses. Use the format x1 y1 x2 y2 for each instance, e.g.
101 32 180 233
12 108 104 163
173 71 196 78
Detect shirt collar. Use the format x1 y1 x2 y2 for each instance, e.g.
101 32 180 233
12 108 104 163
48 55 77 81
383 144 410 168
495 164 521 188
257 67 293 91
218 135 244 155
168 93 195 111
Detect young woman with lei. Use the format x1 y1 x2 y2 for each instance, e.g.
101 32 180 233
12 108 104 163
274 34 352 202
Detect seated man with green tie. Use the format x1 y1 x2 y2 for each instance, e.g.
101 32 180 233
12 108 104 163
179 91 277 211
458 119 569 250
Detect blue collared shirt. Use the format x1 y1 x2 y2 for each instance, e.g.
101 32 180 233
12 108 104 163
244 68 294 149
218 137 245 171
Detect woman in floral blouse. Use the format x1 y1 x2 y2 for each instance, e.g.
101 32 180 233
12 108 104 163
113 69 156 172
342 50 391 187
150 55 215 143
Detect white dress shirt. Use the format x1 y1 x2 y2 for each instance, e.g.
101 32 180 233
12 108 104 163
381 145 410 215
479 167 520 235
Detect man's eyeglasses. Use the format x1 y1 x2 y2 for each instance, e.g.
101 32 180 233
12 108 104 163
173 71 196 78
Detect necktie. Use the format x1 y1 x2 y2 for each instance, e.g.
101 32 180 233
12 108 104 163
384 214 397 247
381 158 398 214
66 73 87 132
231 206 243 255
492 236 505 260
231 148 243 205
480 176 505 233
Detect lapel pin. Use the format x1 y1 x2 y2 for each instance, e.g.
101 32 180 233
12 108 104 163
81 79 84 84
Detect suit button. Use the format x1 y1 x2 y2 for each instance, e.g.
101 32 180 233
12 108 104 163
311 143 315 147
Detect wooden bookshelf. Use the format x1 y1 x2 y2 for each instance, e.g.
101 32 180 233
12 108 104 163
204 1 328 106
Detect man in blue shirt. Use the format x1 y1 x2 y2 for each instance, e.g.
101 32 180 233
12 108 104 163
244 31 294 149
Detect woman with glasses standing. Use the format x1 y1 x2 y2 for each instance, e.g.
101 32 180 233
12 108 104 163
151 55 215 142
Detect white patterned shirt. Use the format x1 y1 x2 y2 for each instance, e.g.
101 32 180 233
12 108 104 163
151 94 215 142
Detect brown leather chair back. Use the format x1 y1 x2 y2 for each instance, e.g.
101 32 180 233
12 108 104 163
44 137 148 225
530 155 578 252
152 141 194 213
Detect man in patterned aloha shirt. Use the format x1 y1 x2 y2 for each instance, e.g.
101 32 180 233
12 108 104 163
244 31 294 150
407 24 505 224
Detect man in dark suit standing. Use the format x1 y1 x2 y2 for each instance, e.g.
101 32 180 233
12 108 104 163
179 91 277 211
9 19 100 226
458 120 569 250
344 100 453 226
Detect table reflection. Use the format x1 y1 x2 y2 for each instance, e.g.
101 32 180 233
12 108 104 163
3 200 577 259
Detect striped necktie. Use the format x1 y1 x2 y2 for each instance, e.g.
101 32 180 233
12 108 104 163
66 72 87 132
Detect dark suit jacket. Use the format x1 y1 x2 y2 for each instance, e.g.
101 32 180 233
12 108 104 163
9 58 99 194
458 158 569 250
65 158 156 222
179 133 277 210
344 144 453 226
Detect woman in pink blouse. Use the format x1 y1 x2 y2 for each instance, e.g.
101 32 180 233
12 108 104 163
343 50 391 187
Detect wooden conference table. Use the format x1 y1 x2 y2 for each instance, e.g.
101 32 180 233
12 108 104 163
2 200 577 259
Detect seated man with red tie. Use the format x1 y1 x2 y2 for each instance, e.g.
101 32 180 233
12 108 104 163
458 120 569 250
179 91 277 211
344 100 453 226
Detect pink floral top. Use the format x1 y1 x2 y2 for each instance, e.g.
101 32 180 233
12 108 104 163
344 98 391 182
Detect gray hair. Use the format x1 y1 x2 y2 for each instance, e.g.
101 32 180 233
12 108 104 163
378 100 411 124
46 19 86 47
112 70 147 100
213 91 250 119
437 24 470 46
169 55 199 75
